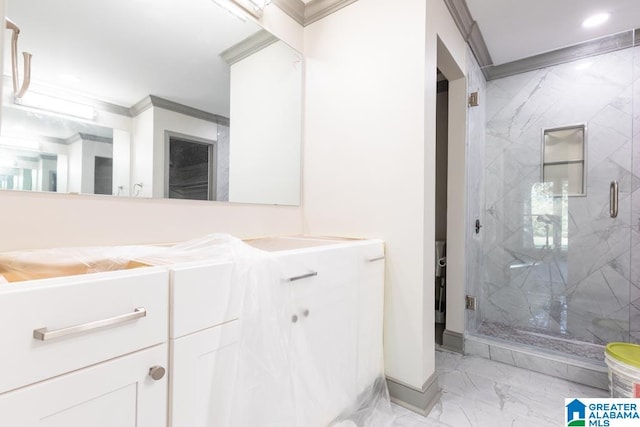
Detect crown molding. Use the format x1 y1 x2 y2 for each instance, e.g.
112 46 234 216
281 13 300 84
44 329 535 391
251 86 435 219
272 0 305 25
271 0 357 27
93 99 132 117
220 30 279 65
66 132 113 145
130 95 230 126
484 29 638 80
304 0 358 26
443 0 492 70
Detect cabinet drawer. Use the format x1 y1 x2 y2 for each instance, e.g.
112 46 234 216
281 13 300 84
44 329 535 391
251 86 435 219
277 241 385 294
170 261 241 338
0 267 169 394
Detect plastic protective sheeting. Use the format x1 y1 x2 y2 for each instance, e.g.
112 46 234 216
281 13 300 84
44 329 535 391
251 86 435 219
140 234 397 426
219 234 396 427
0 234 397 426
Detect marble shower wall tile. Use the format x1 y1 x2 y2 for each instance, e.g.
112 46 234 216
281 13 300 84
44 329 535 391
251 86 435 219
481 47 637 344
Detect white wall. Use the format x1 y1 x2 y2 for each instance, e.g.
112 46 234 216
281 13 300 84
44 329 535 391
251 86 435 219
131 108 154 197
303 0 466 389
262 3 303 53
67 139 83 193
0 1 305 252
0 190 302 251
56 154 68 193
112 129 131 196
228 41 302 205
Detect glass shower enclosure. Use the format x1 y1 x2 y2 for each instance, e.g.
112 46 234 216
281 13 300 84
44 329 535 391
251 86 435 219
468 30 639 363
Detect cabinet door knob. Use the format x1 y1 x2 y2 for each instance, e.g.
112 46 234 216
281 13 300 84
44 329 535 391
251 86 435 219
291 314 298 323
149 365 166 381
302 309 310 317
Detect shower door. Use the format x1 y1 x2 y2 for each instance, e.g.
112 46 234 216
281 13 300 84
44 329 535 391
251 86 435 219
472 32 638 360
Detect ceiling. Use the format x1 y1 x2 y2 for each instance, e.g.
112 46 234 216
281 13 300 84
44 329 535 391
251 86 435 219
3 0 262 116
465 0 640 65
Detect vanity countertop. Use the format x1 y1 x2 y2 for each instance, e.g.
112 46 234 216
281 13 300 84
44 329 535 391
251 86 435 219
243 235 362 252
0 246 152 283
0 235 376 283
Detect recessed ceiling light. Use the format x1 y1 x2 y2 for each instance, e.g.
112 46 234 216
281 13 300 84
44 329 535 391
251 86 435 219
582 13 610 29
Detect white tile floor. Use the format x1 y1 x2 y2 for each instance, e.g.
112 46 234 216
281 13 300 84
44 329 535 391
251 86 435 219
391 350 609 426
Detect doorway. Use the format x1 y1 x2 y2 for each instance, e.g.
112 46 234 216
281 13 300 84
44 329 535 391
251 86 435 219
435 69 449 345
434 37 467 352
94 156 113 195
164 131 217 201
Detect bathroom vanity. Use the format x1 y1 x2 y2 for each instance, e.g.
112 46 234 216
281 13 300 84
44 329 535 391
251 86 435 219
0 236 385 427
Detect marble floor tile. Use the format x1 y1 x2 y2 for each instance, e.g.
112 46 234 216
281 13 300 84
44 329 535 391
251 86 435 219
392 350 608 426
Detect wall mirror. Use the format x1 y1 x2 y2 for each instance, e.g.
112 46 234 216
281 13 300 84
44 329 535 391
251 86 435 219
542 124 586 197
0 0 302 205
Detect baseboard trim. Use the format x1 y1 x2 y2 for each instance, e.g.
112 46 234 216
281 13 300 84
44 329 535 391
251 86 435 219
387 373 440 416
442 329 463 353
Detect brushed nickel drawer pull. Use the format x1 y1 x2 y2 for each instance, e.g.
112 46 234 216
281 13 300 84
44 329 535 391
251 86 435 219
33 307 147 341
287 272 318 282
367 256 385 262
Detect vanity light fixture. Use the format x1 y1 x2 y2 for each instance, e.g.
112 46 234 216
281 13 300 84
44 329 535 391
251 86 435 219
582 13 610 29
15 92 96 121
212 0 271 19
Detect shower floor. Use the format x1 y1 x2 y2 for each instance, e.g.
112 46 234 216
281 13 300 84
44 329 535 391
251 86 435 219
476 321 605 362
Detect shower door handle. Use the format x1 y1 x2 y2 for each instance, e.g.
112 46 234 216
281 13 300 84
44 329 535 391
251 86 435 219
610 180 618 218
475 219 482 234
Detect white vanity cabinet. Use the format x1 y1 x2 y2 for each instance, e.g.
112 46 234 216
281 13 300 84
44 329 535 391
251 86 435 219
167 261 242 427
265 238 386 426
0 267 170 427
167 237 385 427
0 236 385 427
